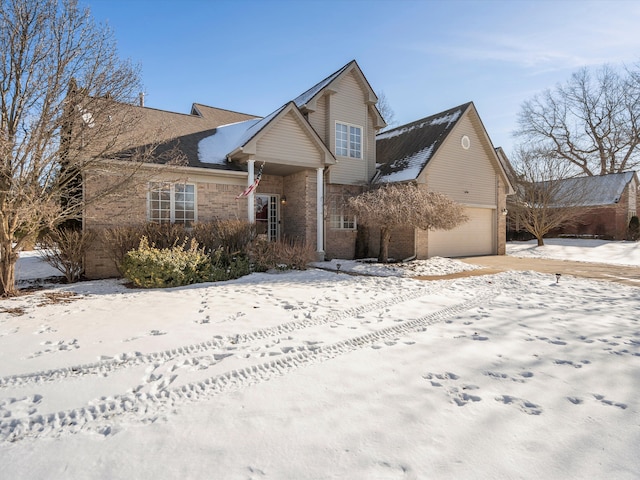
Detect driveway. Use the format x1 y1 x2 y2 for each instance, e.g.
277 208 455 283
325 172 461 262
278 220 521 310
417 256 640 287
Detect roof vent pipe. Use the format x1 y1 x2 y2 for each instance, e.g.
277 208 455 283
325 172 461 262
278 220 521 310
139 92 145 107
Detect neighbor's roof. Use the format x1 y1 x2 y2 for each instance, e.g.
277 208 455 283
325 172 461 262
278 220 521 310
375 103 472 182
550 171 637 206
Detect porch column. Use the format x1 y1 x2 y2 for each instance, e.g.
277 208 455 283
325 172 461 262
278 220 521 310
316 167 325 259
247 159 255 224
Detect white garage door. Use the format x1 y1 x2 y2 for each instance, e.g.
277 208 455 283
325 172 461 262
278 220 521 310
428 207 495 257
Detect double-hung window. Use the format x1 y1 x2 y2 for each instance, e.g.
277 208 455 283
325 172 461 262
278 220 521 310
331 212 356 230
336 122 362 158
329 195 357 230
148 182 196 226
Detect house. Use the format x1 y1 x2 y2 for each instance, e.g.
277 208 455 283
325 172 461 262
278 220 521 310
544 172 638 240
373 103 514 260
83 60 385 278
83 62 509 278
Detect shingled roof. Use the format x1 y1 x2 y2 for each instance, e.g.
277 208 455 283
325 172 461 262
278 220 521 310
547 171 637 207
293 61 353 109
113 61 380 171
375 102 472 183
111 102 260 171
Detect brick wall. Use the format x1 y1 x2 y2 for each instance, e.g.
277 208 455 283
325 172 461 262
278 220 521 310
197 182 248 222
281 171 314 247
83 168 249 279
550 184 634 240
83 172 149 279
367 225 416 261
325 184 363 260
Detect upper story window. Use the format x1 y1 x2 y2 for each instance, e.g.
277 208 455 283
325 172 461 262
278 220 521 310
336 122 362 159
148 182 196 226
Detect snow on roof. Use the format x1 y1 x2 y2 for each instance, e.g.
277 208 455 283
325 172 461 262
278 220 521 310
377 145 435 183
197 104 287 164
375 103 470 183
377 109 462 141
553 171 636 206
198 119 262 164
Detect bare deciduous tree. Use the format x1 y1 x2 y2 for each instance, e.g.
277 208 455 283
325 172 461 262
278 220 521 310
0 0 165 296
515 65 640 176
376 90 396 129
508 148 593 246
347 183 468 263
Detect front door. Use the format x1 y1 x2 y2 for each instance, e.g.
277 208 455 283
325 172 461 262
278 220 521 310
255 194 279 241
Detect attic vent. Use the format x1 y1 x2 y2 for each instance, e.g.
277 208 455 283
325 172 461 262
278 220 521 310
461 135 470 150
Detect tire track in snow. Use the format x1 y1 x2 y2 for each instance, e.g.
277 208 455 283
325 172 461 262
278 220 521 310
0 286 497 443
0 285 441 389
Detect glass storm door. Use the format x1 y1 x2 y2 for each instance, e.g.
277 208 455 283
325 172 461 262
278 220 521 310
255 194 279 241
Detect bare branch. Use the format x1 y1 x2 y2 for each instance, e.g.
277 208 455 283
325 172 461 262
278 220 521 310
515 64 640 176
508 148 596 245
347 183 468 262
0 0 167 295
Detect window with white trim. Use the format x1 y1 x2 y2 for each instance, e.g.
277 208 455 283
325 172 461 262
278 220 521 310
335 122 362 158
148 182 196 226
329 195 357 230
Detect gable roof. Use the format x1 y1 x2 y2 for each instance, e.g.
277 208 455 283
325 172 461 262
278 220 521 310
109 60 380 171
293 60 386 129
293 62 353 108
197 102 335 168
375 103 472 183
546 171 637 206
197 104 287 165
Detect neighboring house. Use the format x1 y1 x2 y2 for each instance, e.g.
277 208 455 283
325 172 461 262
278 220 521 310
83 62 511 278
374 102 514 259
545 172 638 240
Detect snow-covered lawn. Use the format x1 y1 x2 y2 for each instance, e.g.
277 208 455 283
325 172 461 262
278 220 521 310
508 238 640 266
0 242 638 479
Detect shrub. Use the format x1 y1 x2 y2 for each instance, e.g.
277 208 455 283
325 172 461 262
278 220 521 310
102 226 146 274
192 220 255 255
141 223 190 249
249 237 315 272
107 221 260 287
39 228 96 283
121 237 212 288
103 223 193 274
208 248 251 281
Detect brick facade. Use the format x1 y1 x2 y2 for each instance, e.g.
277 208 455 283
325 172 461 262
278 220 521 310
547 182 638 240
324 184 363 260
83 168 248 279
280 170 316 247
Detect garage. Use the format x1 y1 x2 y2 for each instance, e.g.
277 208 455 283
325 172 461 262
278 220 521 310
428 207 495 257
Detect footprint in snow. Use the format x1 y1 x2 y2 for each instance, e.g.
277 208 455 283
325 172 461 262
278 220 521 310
495 395 542 415
423 373 481 406
593 394 627 409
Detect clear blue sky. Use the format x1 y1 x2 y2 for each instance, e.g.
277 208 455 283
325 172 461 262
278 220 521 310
83 0 640 157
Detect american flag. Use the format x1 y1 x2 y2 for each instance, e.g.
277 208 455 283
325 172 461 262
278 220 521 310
236 162 264 199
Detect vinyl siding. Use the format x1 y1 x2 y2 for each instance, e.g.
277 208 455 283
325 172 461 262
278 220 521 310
366 109 376 180
307 95 326 143
326 71 372 185
256 111 323 168
421 114 497 206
